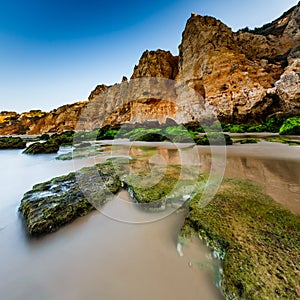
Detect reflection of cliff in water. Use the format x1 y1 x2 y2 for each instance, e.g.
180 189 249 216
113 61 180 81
227 157 299 215
106 142 299 214
198 149 300 215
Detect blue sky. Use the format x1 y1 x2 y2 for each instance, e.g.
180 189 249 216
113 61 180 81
0 0 298 112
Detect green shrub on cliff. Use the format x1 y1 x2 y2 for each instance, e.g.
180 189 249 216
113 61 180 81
279 117 300 135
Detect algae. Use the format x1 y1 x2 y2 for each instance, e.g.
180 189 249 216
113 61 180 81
279 117 300 135
19 161 124 235
234 138 258 144
124 164 204 210
266 137 300 146
180 178 300 300
0 137 26 149
23 141 59 154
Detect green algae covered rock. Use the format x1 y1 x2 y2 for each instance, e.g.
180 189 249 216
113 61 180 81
19 161 123 235
0 137 26 149
23 131 76 154
235 138 258 144
49 130 75 146
124 164 204 210
180 178 300 300
279 116 300 135
194 133 233 145
19 157 202 235
23 141 59 154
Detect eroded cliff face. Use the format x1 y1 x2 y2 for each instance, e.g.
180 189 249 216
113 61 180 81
85 3 300 126
1 3 299 134
178 5 300 123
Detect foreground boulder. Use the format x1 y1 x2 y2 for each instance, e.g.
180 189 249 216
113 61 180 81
19 161 123 235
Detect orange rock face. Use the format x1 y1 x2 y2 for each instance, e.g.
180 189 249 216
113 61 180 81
80 2 300 126
177 6 299 123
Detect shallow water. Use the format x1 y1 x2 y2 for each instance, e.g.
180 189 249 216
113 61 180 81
0 149 222 300
196 141 300 214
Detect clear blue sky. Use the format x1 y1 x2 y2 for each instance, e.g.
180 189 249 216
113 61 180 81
0 0 298 112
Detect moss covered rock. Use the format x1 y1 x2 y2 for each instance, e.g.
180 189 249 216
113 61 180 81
195 133 233 145
235 138 258 144
23 141 59 154
181 178 300 300
23 131 77 154
124 164 204 210
19 161 123 235
0 137 26 149
49 130 75 145
279 116 300 135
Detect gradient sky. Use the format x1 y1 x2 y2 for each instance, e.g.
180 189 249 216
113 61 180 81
0 0 298 112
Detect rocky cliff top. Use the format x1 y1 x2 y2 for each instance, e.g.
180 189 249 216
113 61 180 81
238 2 300 55
131 49 179 80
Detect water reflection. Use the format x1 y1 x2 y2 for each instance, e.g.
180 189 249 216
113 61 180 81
105 142 300 214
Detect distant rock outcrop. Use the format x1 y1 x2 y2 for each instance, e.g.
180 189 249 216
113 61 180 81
0 102 87 135
77 2 300 126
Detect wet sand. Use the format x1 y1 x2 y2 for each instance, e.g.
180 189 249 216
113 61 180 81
99 140 300 214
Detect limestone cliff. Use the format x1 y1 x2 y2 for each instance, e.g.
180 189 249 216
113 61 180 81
1 3 299 134
85 2 300 126
178 4 300 123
